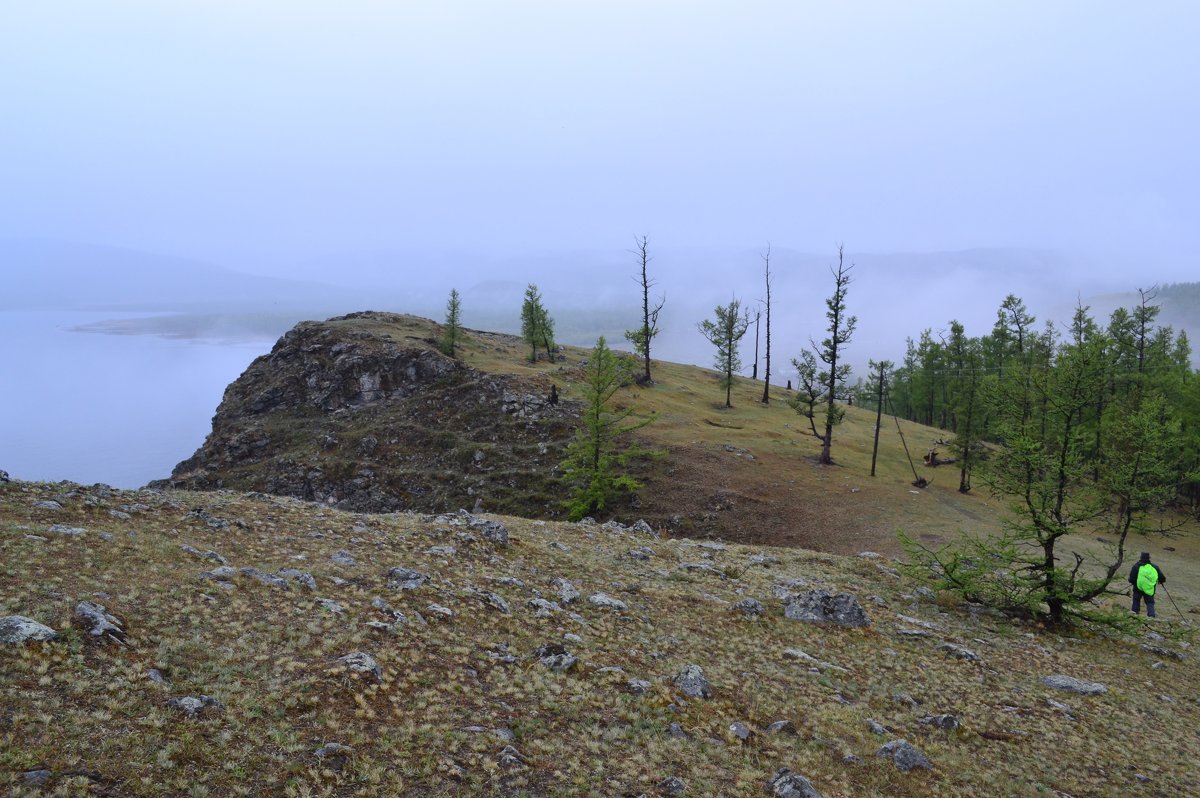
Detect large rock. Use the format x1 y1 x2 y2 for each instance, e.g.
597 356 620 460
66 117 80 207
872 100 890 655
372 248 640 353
0 615 59 643
674 664 712 698
1042 674 1107 695
74 601 126 644
784 590 870 627
769 769 823 798
387 567 429 590
876 739 932 771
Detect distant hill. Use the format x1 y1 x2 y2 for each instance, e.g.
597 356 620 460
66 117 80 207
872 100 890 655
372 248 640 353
0 238 365 312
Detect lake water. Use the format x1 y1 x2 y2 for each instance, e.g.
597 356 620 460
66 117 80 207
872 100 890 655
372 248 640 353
0 310 272 488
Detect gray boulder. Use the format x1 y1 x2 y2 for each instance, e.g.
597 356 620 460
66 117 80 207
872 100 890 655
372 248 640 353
553 577 581 605
784 590 870 627
769 768 823 798
462 587 511 614
534 643 578 671
331 549 356 565
336 651 383 681
168 694 223 717
657 776 686 795
938 643 980 662
239 567 289 590
588 593 627 611
876 739 932 771
732 598 764 617
32 500 62 510
47 524 86 538
387 567 429 590
0 615 59 643
74 601 126 644
1041 674 1107 695
674 664 711 699
918 714 960 731
278 568 318 591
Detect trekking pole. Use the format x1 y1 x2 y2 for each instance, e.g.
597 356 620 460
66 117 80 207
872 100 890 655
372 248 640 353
1161 584 1186 621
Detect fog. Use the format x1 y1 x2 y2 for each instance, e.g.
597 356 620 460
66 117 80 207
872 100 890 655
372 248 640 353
2 2 1198 485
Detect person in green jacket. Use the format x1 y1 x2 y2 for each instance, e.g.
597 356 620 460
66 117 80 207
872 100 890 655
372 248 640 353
1128 552 1166 618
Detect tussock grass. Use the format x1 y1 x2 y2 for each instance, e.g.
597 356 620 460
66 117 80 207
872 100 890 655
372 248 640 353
3 480 1198 796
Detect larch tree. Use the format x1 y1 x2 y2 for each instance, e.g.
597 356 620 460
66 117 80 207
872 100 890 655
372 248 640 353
698 298 751 408
520 283 556 363
816 246 856 464
624 235 664 385
439 288 463 357
560 336 656 520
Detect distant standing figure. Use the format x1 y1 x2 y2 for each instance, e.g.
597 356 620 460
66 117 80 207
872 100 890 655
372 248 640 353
548 384 559 406
1129 552 1165 618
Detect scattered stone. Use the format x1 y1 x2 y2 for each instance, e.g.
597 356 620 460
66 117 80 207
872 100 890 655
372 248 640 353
667 722 689 738
893 692 920 708
858 551 881 559
239 567 289 590
336 651 383 681
33 500 63 510
47 524 86 538
914 586 936 600
490 575 526 588
748 553 779 566
74 601 126 644
731 598 764 617
657 776 686 795
168 695 223 717
21 769 52 787
867 719 888 735
674 664 711 698
768 768 823 798
313 742 352 770
766 720 797 735
463 587 511 614
527 597 562 618
387 567 429 590
425 545 457 557
486 643 517 665
459 511 509 546
627 678 652 695
628 546 655 560
553 578 581 605
427 603 454 618
317 598 345 614
372 597 407 623
895 628 932 638
147 668 170 685
184 509 230 530
938 643 980 662
201 566 237 581
498 744 527 769
782 648 848 674
729 721 752 741
278 568 317 591
109 509 131 520
918 714 960 731
630 519 657 537
1142 644 1185 661
588 593 627 611
331 550 356 565
896 613 942 630
1041 674 1107 695
534 643 578 671
0 615 59 643
563 632 583 644
876 739 932 771
784 590 871 627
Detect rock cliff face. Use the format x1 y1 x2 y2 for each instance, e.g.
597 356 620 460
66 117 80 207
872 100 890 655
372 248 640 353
157 312 577 516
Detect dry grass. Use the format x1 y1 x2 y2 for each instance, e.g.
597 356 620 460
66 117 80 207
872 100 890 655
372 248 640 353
3 479 1198 797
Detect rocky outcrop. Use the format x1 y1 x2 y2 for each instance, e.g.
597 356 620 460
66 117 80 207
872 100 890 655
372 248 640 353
155 312 578 517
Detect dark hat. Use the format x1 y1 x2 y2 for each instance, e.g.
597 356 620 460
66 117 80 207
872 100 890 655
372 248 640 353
1139 551 1151 559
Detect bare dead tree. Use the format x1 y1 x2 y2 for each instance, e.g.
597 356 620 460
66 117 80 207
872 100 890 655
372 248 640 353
760 244 773 404
625 235 665 385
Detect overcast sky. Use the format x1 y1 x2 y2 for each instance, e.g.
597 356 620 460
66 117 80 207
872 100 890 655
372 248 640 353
3 1 1198 278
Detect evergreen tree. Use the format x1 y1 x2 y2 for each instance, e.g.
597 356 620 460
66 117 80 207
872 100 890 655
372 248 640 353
439 288 462 357
816 246 856 464
520 284 555 363
560 337 656 520
698 299 751 408
788 350 823 438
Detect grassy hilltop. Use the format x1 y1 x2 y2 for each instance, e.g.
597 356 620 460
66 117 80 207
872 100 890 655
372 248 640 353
3 314 1200 797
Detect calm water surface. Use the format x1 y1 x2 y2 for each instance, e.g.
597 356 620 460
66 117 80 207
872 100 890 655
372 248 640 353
0 310 271 488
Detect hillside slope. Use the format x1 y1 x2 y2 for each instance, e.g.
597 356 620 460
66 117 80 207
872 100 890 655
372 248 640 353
2 479 1197 797
156 311 1005 556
